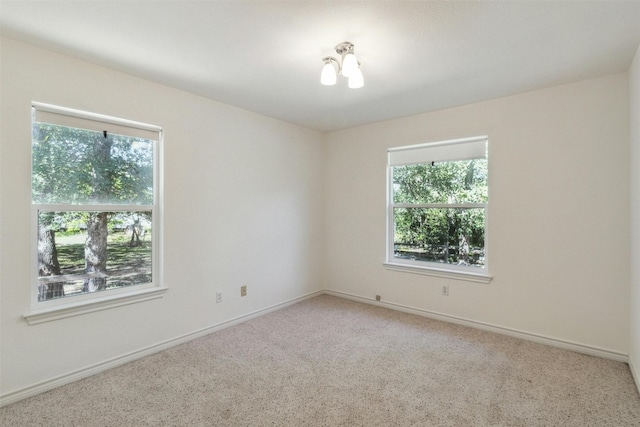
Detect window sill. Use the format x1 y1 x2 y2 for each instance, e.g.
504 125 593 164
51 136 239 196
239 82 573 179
24 286 168 325
383 262 492 283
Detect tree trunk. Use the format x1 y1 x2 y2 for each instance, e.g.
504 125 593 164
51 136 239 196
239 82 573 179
38 224 63 300
90 133 114 200
38 225 61 276
83 133 113 293
84 212 108 292
129 218 142 247
459 234 470 264
444 238 450 263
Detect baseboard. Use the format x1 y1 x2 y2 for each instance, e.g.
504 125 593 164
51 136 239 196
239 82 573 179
324 289 629 363
0 289 324 408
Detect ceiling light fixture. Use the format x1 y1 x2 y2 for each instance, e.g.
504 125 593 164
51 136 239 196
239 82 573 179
321 41 363 89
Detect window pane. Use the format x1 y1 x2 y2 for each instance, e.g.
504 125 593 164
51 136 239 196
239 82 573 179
32 123 154 204
393 207 485 267
37 211 152 301
393 159 487 204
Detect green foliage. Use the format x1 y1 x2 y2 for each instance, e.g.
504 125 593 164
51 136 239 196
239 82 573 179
32 123 154 205
55 231 152 277
50 231 152 297
393 159 487 266
393 160 487 204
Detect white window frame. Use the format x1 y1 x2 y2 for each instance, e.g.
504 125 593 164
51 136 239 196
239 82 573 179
384 136 491 283
24 102 166 324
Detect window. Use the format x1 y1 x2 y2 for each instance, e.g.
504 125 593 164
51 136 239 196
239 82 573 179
26 103 165 324
385 136 490 283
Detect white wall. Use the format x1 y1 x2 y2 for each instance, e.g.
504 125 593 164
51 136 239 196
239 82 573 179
0 38 325 399
324 73 630 355
630 44 640 385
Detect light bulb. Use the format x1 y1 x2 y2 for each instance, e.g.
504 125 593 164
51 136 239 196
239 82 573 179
348 67 364 89
341 52 358 77
321 60 337 85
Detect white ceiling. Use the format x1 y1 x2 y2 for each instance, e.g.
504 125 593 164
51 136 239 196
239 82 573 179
2 1 640 132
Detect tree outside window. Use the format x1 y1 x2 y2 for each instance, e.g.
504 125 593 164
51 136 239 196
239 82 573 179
32 105 159 303
387 137 488 278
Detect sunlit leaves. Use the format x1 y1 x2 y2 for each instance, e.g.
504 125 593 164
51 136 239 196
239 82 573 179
32 123 154 205
393 160 487 204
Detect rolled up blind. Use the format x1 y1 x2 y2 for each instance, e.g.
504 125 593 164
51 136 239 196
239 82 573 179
32 102 161 141
388 136 487 166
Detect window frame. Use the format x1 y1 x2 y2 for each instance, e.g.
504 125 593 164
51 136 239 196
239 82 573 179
384 136 491 283
25 102 166 324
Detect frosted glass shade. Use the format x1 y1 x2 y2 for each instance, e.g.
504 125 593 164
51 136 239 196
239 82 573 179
341 52 358 77
321 62 337 85
348 67 364 89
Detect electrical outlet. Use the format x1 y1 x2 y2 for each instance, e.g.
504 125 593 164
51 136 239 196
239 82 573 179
241 285 247 297
375 295 381 301
216 292 223 303
442 285 449 296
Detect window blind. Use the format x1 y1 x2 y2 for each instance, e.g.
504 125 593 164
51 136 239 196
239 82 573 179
32 102 161 141
388 136 487 166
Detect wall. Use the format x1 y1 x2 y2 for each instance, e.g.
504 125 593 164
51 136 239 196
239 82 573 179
1 34 635 404
630 43 640 386
0 38 325 401
324 73 630 356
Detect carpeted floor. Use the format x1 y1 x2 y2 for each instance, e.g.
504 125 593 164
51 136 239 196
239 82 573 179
1 294 640 426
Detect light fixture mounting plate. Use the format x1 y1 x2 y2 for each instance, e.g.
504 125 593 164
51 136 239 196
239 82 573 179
334 41 354 55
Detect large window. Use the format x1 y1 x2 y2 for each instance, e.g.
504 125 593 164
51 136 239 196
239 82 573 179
27 103 165 322
386 136 490 282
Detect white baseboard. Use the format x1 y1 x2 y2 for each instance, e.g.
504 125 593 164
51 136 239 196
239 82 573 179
324 289 629 363
0 290 324 408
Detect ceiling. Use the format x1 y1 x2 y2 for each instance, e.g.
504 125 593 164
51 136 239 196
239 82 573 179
2 1 640 132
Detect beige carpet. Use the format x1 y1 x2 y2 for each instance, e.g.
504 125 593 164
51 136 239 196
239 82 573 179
1 294 640 426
